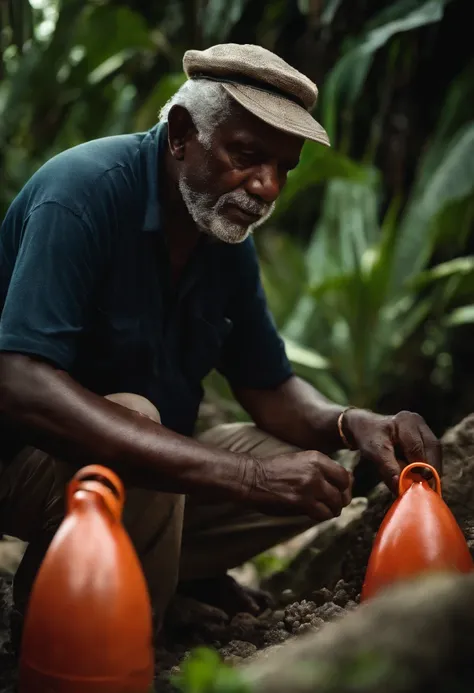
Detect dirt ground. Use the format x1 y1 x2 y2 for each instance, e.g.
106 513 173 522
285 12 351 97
2 414 474 692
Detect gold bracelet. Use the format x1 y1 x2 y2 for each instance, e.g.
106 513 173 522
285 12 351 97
337 406 356 449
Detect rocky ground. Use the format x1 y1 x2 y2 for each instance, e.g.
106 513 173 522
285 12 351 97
2 414 474 692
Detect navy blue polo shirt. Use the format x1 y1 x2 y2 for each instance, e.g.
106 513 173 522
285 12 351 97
0 122 293 442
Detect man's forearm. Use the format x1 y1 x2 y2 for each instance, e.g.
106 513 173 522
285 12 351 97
234 375 348 454
0 354 248 500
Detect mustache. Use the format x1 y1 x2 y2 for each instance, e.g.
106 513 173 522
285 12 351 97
218 190 272 218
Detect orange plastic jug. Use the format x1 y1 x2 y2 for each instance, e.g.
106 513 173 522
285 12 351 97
361 462 474 602
19 465 154 692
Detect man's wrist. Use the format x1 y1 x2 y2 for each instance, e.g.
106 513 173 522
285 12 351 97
205 450 258 503
337 406 358 450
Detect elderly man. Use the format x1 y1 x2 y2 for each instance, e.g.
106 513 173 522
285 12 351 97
0 44 440 628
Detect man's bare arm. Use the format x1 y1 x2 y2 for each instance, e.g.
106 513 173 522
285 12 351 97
0 353 248 500
234 374 442 493
234 375 344 455
0 354 356 520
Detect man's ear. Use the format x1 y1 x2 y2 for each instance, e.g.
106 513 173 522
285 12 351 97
167 105 197 161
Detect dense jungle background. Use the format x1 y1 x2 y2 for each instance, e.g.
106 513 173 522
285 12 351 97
1 1 474 692
1 0 473 436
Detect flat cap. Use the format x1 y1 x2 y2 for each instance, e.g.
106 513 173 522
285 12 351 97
183 43 330 146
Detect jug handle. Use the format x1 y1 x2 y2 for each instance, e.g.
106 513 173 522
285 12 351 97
398 462 441 497
67 465 126 522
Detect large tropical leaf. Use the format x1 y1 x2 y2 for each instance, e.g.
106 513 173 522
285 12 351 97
321 0 450 143
413 61 474 192
274 141 376 219
390 122 474 296
134 73 187 131
200 0 252 43
444 305 474 327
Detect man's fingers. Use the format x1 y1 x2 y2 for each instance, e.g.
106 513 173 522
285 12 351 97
362 442 400 494
420 422 443 475
315 478 345 517
319 457 352 491
395 414 427 465
308 501 334 523
394 412 442 476
341 470 353 506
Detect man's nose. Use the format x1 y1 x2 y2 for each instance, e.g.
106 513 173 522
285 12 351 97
246 163 282 204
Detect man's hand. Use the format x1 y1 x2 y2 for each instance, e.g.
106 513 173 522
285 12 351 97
343 408 442 494
242 451 352 521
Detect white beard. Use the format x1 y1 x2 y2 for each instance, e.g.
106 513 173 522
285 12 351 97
179 178 275 244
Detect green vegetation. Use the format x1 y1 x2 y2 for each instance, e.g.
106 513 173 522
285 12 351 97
2 0 473 435
172 649 251 693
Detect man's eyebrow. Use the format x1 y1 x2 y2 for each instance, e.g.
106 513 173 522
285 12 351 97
227 133 300 169
227 133 260 148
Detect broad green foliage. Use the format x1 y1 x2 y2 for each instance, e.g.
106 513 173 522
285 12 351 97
172 648 252 693
262 93 474 407
321 0 452 144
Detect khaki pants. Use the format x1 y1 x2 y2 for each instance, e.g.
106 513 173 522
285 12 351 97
0 393 314 624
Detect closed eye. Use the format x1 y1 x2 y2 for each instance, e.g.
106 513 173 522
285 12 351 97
232 150 259 168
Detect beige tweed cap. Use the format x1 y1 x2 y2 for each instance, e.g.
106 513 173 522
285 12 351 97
183 43 330 147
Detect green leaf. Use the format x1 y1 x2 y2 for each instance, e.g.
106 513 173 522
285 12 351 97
87 49 136 85
418 123 474 217
306 177 380 286
172 648 222 692
322 0 449 142
413 61 474 191
297 0 310 13
200 0 251 43
445 305 474 327
412 256 474 289
321 0 345 26
273 141 376 219
134 73 187 131
390 122 474 296
283 337 329 369
76 5 154 72
172 647 251 693
258 232 307 328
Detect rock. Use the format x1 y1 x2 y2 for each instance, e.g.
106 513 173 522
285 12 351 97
220 640 257 661
262 628 291 646
243 573 474 693
441 414 474 521
280 588 295 605
263 497 369 602
0 537 26 577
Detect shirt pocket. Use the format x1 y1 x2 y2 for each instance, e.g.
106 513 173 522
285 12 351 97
183 315 233 384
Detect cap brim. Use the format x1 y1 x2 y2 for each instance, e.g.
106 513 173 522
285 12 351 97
222 83 330 147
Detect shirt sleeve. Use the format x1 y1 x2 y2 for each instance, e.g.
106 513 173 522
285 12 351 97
0 201 110 370
218 236 293 389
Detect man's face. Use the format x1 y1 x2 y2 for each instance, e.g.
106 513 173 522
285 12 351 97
170 104 304 244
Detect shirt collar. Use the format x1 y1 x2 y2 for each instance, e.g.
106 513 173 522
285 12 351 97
142 121 168 232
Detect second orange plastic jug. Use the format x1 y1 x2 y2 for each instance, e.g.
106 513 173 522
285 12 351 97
19 464 154 692
361 462 474 601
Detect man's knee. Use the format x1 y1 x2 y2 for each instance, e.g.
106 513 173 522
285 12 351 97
197 422 300 458
0 393 161 542
105 392 161 423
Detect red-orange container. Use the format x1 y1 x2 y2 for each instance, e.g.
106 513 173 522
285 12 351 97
361 462 473 601
19 465 154 692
